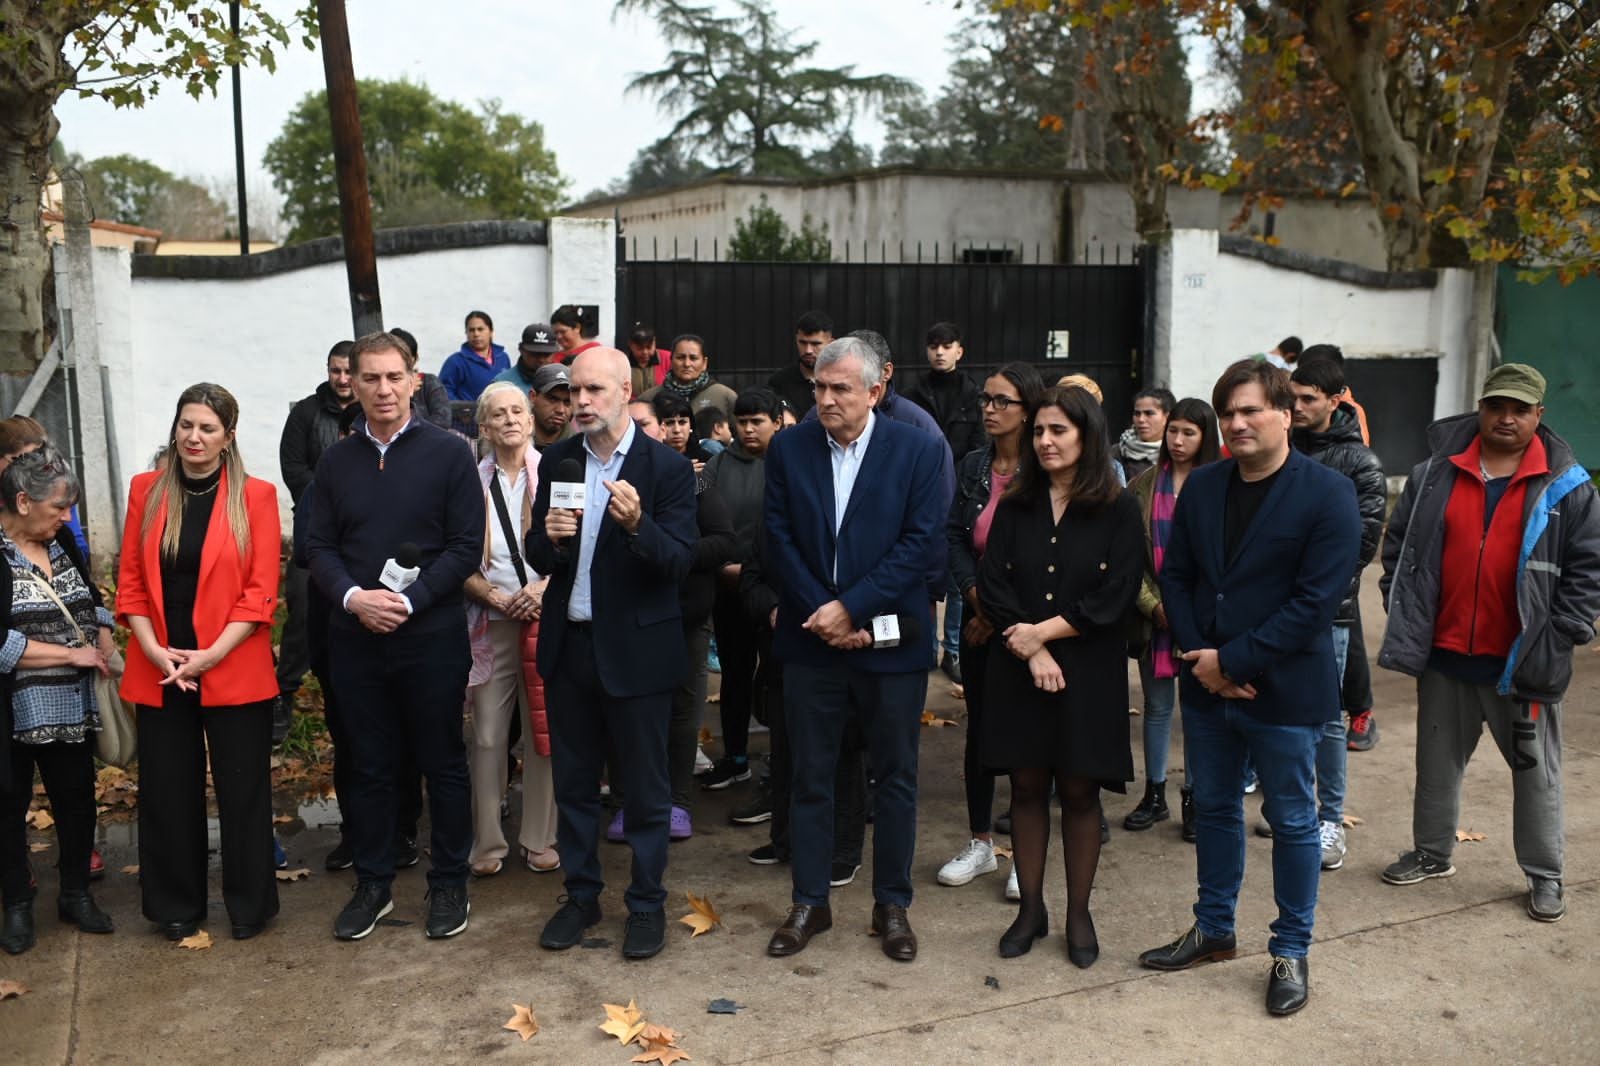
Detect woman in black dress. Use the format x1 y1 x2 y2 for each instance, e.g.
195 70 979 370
980 386 1144 966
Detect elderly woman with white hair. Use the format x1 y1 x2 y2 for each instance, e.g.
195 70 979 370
462 382 558 877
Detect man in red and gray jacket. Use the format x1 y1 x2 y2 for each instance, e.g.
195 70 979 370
1378 363 1600 922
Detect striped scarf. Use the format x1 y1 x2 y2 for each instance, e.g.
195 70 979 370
1150 462 1179 679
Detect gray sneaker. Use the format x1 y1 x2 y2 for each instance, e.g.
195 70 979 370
1381 849 1455 885
1319 820 1347 871
1527 877 1565 922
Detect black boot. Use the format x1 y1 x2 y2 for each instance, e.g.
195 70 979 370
1123 780 1170 831
1180 785 1196 843
1 901 35 955
58 891 115 934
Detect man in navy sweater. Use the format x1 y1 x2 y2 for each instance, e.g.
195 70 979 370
306 332 484 942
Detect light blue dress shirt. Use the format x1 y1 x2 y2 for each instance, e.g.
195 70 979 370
826 411 876 580
567 419 637 622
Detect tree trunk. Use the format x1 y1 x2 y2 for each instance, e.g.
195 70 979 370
0 9 72 371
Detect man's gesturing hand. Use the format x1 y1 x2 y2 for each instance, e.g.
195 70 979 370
603 479 642 534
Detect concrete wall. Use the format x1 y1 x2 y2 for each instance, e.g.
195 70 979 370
1149 228 1472 420
73 219 613 537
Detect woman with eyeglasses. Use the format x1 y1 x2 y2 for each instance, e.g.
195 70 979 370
936 362 1045 900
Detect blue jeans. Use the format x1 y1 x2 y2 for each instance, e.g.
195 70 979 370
1138 653 1178 783
1182 699 1321 958
939 581 962 659
1316 626 1352 824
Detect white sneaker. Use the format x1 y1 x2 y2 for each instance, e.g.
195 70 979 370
1004 863 1020 901
694 744 714 775
1319 820 1347 871
937 838 998 886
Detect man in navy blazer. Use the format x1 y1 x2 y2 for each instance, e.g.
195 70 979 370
1139 359 1360 1017
762 336 951 963
525 347 697 961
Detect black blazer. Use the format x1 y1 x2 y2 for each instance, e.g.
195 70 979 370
526 430 698 698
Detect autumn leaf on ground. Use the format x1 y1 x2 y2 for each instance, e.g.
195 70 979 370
25 809 54 831
636 1022 681 1047
275 867 311 882
1128 705 1142 716
705 691 721 704
706 998 741 1014
272 814 294 825
0 980 29 1000
29 842 49 853
992 842 1013 860
697 726 713 744
949 683 964 700
177 930 213 950
1342 814 1364 828
502 1003 539 1042
1456 829 1487 842
632 1042 691 1065
121 865 140 875
679 892 721 937
919 710 957 728
600 1000 646 1045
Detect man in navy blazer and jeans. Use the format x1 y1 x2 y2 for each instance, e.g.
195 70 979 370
526 347 697 961
762 336 951 962
1139 359 1360 1016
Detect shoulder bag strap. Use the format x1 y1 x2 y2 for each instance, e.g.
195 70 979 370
24 571 91 646
488 469 530 588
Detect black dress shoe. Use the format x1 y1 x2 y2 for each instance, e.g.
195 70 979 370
231 919 270 940
870 903 918 962
57 891 114 934
767 903 832 957
999 907 1048 958
622 909 666 959
1 901 35 955
160 919 200 942
1066 913 1098 969
1138 924 1237 971
1266 955 1309 1015
540 895 601 951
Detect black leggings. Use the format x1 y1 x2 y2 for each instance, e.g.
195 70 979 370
2 739 95 905
959 636 998 835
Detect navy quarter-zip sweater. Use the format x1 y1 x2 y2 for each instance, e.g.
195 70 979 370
304 418 485 634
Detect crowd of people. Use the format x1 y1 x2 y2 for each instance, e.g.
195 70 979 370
1 306 1596 1021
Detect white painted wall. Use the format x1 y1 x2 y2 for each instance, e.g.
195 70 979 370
548 217 617 338
1151 229 1470 419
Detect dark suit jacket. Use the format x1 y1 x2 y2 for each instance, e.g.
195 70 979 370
1158 449 1361 724
764 414 948 674
525 430 697 698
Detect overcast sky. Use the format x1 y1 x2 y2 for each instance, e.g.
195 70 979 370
52 0 968 215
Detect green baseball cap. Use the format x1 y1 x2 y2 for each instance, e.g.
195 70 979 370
1479 363 1546 406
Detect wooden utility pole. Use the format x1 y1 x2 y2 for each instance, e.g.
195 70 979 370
230 0 250 255
316 0 382 336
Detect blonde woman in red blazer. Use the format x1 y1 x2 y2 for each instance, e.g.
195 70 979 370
116 383 281 943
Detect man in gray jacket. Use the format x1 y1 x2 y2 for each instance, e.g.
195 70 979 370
1378 364 1600 922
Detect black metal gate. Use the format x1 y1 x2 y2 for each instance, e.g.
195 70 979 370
616 242 1149 420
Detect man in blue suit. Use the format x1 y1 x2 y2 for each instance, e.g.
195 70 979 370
525 346 698 961
762 336 952 962
1138 359 1360 1016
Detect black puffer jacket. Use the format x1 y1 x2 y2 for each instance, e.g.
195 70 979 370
905 368 983 462
279 382 348 504
1292 405 1385 622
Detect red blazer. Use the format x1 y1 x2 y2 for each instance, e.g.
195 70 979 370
116 468 281 707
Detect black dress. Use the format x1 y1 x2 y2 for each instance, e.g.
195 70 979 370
978 488 1144 788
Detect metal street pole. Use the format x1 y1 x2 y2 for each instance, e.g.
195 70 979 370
316 0 382 336
230 0 249 254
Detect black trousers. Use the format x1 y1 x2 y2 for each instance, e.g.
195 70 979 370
2 738 95 905
712 589 760 760
329 624 471 890
138 695 278 927
547 625 673 912
276 564 311 697
1342 597 1374 713
959 636 999 835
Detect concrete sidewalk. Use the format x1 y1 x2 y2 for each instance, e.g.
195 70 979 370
6 575 1600 1064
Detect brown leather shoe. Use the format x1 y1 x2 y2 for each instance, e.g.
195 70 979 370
870 903 917 962
767 904 832 957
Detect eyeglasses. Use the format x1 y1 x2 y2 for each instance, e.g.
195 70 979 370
978 394 1022 411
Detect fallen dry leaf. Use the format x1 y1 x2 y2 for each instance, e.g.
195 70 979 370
177 930 213 951
502 1003 539 1042
919 710 957 728
679 892 721 937
600 1000 646 1045
697 726 713 744
1128 705 1142 716
1342 814 1364 828
25 809 54 831
275 868 311 882
121 865 139 875
632 1043 691 1065
992 842 1013 860
949 683 964 700
637 1022 681 1046
1456 829 1487 843
29 842 49 853
272 814 294 825
705 692 721 704
706 998 741 1015
0 980 29 1000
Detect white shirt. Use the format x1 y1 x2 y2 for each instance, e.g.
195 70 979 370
567 419 637 622
826 411 876 581
484 464 530 619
